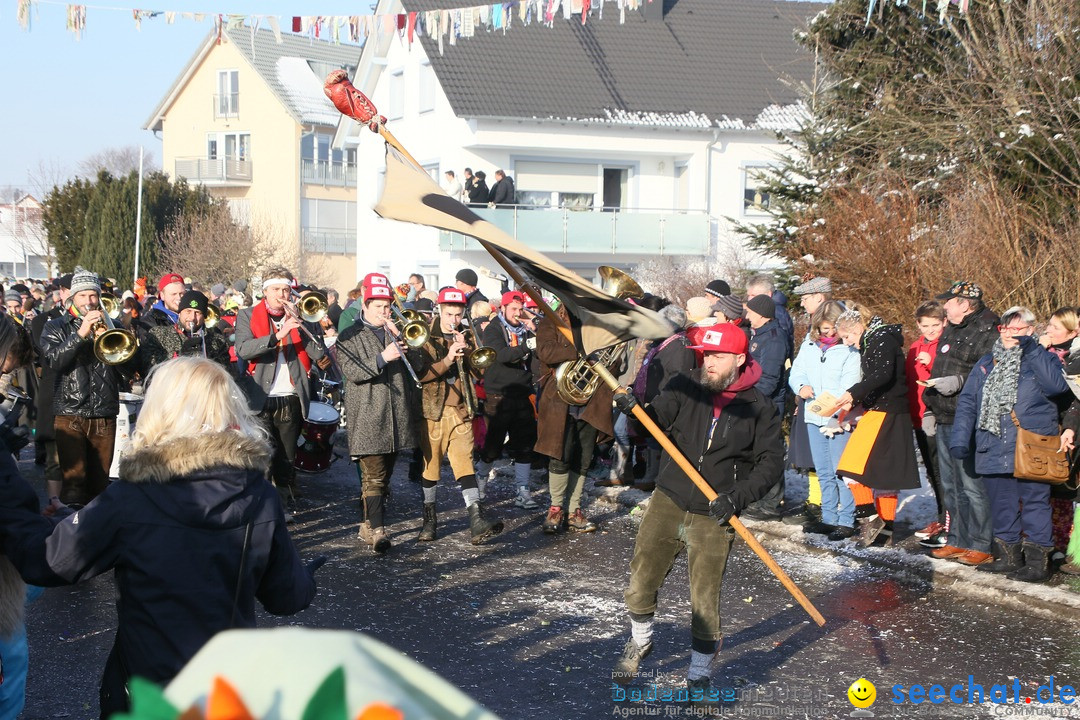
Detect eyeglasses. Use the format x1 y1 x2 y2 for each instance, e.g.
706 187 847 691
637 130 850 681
997 324 1032 333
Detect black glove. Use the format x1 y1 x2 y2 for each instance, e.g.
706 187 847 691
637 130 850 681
708 493 738 526
613 391 638 415
306 556 328 576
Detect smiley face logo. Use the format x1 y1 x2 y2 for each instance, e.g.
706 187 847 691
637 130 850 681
848 678 876 708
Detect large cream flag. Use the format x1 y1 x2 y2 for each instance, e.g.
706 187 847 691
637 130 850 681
374 144 673 355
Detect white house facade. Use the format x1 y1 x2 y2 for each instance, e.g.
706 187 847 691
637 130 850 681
0 195 52 279
335 0 824 294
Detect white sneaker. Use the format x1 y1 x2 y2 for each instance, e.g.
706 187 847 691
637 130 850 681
514 486 539 510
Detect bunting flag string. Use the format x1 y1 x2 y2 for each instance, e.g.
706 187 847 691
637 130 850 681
12 0 655 51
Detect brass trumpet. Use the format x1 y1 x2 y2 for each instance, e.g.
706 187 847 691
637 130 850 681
79 301 138 366
204 304 220 329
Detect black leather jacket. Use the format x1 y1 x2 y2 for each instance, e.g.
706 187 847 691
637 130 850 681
39 312 124 418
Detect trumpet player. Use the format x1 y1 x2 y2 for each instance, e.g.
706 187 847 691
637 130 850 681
234 267 329 516
39 267 133 509
413 288 504 545
142 290 231 372
337 276 422 554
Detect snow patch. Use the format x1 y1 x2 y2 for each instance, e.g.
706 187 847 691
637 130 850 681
276 57 341 125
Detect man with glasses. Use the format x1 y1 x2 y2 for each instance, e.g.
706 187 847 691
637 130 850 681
922 281 999 565
407 273 426 302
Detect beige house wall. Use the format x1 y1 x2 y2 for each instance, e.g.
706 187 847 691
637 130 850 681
159 36 358 293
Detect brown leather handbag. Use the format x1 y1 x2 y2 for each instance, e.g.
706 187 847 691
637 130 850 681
1010 411 1070 484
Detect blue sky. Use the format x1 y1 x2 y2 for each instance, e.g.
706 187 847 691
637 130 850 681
0 1 369 192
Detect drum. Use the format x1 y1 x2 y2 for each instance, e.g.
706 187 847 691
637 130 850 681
109 392 144 479
294 401 340 473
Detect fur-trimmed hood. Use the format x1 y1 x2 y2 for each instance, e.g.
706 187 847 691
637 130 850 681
119 431 272 484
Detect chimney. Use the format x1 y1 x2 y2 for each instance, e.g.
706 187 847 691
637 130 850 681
639 0 664 22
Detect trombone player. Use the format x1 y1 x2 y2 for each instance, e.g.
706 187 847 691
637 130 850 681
234 266 329 517
413 287 503 545
337 275 422 554
39 267 137 509
141 290 231 372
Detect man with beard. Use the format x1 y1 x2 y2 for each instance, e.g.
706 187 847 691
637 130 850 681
610 324 783 703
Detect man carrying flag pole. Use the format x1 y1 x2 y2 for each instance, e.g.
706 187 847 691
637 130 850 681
324 69 826 660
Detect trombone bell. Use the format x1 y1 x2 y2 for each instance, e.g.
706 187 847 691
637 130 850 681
100 294 122 321
291 291 329 324
204 304 220 329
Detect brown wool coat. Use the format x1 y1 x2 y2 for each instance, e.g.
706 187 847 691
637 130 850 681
533 315 614 459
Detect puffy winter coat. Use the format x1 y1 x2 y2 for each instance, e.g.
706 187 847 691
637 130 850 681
39 311 127 418
788 336 861 426
848 323 910 414
748 320 788 414
925 306 999 423
950 336 1070 476
0 431 315 713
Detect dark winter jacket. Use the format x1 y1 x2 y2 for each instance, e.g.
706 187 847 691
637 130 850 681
950 336 1070 475
0 432 315 709
647 363 783 516
847 323 910 414
489 176 516 206
143 305 176 328
481 316 533 397
141 324 232 373
640 333 695 403
925 306 999 423
467 179 489 205
30 306 62 440
771 291 795 361
748 319 788 415
39 310 127 418
336 320 421 456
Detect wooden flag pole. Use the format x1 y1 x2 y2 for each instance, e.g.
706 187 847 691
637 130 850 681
474 241 826 628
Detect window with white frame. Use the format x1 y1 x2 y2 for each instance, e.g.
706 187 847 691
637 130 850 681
388 69 404 120
418 62 436 113
216 70 239 117
516 161 599 209
742 166 773 216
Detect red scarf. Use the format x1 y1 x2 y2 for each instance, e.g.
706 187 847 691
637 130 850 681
246 300 311 376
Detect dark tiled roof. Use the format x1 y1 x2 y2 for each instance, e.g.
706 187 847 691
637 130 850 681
405 0 826 126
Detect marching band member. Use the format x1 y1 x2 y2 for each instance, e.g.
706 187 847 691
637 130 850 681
413 287 504 545
234 267 328 515
38 268 130 509
476 291 539 510
142 290 231 372
143 272 187 328
337 276 421 554
534 304 613 533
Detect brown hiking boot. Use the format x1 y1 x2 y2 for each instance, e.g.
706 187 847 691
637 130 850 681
542 506 564 534
567 509 597 532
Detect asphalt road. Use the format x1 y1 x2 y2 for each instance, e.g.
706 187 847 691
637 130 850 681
16 450 1080 720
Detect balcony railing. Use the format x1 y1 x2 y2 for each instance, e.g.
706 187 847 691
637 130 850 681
302 228 356 255
301 159 357 187
438 206 710 256
174 157 252 185
214 93 239 118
